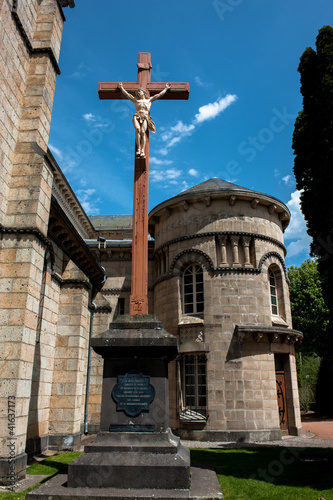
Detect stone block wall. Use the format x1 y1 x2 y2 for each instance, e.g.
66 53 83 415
49 262 90 450
0 0 66 485
26 255 60 456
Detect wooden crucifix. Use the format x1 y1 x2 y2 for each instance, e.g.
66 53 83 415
98 52 189 315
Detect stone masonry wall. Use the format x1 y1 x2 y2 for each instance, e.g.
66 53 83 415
0 0 65 484
49 261 90 451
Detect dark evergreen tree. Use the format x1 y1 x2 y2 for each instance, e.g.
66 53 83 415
292 25 333 415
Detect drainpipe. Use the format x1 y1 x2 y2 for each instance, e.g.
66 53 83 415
84 300 97 435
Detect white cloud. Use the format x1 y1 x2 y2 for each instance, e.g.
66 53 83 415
180 180 189 191
150 168 182 183
150 157 173 166
49 144 79 172
83 112 110 128
156 93 237 160
49 144 63 160
158 148 169 156
284 190 311 258
194 76 205 87
281 174 294 187
194 94 238 123
161 121 195 149
194 76 213 88
188 168 199 177
77 188 100 215
83 112 95 122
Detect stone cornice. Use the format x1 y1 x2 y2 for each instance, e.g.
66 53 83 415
49 197 106 287
102 287 131 295
235 324 303 345
153 230 286 258
47 149 95 239
149 187 290 232
11 0 61 75
0 224 55 269
52 272 92 291
102 285 155 294
152 249 288 288
152 266 262 289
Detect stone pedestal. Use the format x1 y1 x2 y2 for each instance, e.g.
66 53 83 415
27 315 223 499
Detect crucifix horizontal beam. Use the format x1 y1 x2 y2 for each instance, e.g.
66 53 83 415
98 82 190 101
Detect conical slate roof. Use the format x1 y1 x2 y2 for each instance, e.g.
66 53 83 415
179 177 253 196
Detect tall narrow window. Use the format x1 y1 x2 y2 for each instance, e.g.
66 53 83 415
269 269 278 315
182 264 204 316
180 353 207 421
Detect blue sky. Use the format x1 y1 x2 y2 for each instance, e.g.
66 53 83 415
49 0 332 267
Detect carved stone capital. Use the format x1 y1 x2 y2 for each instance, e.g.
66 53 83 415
230 235 240 246
251 198 259 209
218 234 227 245
268 204 277 214
242 235 251 247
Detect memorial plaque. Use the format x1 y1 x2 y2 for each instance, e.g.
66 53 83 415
112 370 155 417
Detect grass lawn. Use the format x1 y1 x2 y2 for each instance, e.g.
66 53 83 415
0 447 332 499
191 447 333 500
0 452 81 500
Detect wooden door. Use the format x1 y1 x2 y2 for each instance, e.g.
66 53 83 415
276 371 288 434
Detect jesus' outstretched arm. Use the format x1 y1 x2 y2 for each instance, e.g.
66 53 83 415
149 83 171 103
118 82 136 102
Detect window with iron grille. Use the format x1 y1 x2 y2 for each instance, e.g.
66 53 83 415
269 269 278 315
182 264 204 316
180 353 207 421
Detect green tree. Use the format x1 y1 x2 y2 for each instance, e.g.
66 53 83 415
288 259 329 356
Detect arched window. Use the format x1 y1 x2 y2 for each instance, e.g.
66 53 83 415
182 264 204 316
269 268 278 315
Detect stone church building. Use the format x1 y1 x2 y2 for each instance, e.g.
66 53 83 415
0 0 302 485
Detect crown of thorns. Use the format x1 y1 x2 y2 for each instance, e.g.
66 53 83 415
135 88 147 98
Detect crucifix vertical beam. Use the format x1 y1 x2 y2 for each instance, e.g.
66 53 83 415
130 53 150 314
98 53 189 315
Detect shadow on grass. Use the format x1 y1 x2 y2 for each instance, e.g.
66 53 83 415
190 447 333 491
27 452 82 477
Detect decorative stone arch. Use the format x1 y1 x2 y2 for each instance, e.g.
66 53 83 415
258 251 289 284
169 248 214 277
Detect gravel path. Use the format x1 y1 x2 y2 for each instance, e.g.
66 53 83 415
181 436 333 448
182 418 333 449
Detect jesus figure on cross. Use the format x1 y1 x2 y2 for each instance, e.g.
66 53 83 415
117 81 171 157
